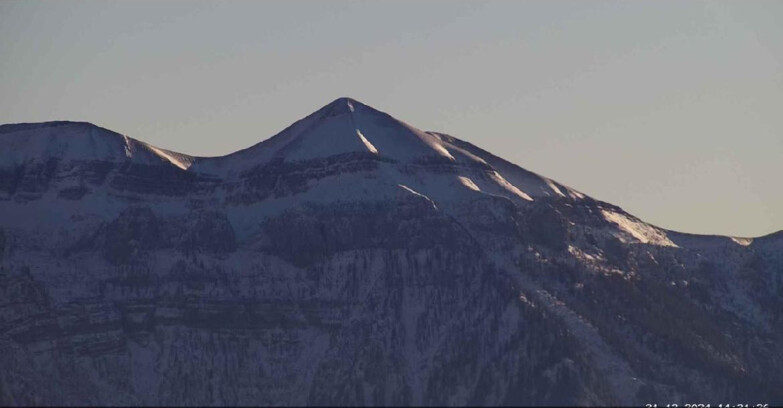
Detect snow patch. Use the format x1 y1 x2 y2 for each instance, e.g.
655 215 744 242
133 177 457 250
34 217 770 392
568 245 598 262
457 176 481 192
545 178 566 197
122 135 133 159
146 143 192 170
568 189 586 199
730 237 753 246
356 129 378 155
430 142 455 161
490 171 533 201
601 210 678 247
398 184 426 198
398 184 438 210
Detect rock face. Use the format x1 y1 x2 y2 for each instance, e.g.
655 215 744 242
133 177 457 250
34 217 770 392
0 98 782 406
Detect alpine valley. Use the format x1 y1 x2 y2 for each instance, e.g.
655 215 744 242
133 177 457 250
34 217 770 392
1 98 781 406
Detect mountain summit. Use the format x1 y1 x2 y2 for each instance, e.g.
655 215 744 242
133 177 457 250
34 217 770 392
1 98 782 406
191 97 517 176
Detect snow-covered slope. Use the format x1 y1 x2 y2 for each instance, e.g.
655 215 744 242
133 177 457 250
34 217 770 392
0 121 192 169
1 98 781 406
191 98 475 173
184 98 577 210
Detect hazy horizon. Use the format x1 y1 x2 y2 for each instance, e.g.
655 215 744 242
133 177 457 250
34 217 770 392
1 1 781 237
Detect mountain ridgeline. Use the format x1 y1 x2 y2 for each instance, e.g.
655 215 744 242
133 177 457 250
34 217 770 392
1 98 781 406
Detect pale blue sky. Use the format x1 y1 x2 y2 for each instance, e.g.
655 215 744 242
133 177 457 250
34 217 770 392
1 1 781 237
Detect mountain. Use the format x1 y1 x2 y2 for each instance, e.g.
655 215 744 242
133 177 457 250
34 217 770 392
1 98 781 406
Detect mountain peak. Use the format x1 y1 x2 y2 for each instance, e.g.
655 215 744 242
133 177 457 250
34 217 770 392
329 96 359 106
184 96 584 206
197 96 464 169
317 97 375 119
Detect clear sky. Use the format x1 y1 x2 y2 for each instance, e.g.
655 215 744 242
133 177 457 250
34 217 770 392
1 1 781 237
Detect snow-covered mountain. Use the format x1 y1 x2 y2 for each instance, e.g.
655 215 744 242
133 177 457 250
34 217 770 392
1 98 781 406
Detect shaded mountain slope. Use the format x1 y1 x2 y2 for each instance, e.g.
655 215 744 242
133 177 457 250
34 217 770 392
0 98 781 406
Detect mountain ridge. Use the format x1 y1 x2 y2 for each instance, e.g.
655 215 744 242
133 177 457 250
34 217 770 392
1 97 782 405
0 97 777 239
